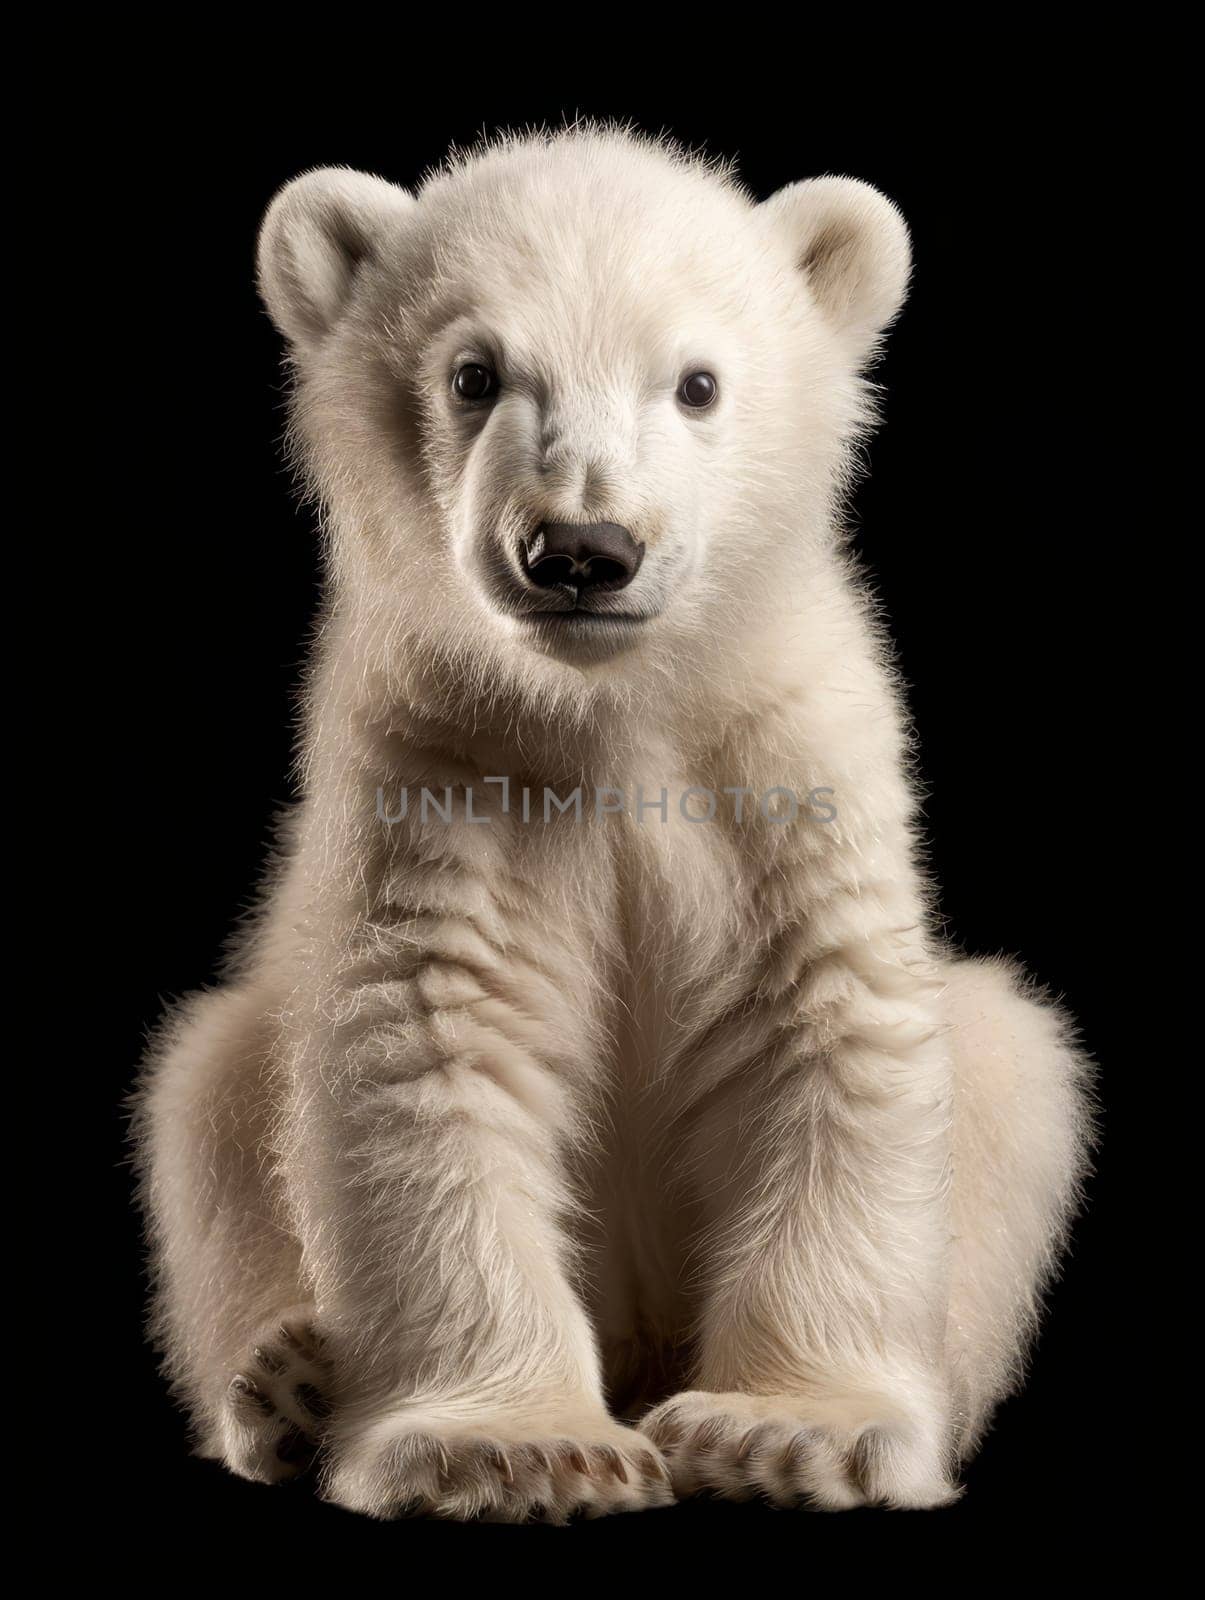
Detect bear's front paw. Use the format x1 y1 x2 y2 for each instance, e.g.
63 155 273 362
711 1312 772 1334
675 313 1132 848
644 1390 958 1511
321 1406 673 1523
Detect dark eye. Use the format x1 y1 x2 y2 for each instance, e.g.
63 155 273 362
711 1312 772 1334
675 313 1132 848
453 362 497 402
678 370 718 409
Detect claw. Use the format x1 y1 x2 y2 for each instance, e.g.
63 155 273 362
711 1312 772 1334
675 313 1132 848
564 1444 592 1475
735 1428 760 1463
411 1433 451 1480
277 1322 318 1358
693 1417 727 1451
228 1374 272 1415
651 1410 684 1447
779 1431 816 1475
595 1445 628 1483
486 1445 515 1486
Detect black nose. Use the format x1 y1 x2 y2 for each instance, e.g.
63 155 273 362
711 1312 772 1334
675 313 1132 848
522 522 644 593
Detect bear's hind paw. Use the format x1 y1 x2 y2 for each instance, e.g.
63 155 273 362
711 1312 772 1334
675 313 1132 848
218 1311 331 1483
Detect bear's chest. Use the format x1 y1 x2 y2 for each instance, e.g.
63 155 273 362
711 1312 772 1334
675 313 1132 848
612 788 762 1078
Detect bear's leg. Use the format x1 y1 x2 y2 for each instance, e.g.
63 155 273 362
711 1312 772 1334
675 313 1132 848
645 936 960 1509
285 942 672 1523
136 984 323 1483
941 955 1092 1454
646 954 1091 1509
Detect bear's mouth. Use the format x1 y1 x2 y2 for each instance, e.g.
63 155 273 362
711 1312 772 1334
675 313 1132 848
512 605 659 663
521 609 655 626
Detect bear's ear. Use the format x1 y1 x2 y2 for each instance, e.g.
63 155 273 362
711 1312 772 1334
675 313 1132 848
257 168 414 347
762 177 911 364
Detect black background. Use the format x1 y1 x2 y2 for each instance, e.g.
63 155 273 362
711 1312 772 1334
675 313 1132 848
94 68 1128 1568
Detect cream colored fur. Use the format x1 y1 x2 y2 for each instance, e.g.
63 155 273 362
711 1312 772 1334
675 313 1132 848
135 126 1092 1521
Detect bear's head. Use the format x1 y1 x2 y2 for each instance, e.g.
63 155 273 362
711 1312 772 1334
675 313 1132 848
258 130 909 690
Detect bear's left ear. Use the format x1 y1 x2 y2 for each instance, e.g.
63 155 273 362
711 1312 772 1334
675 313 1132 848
762 177 911 364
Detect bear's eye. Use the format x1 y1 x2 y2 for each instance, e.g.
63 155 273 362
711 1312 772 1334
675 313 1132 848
453 362 498 402
678 371 718 409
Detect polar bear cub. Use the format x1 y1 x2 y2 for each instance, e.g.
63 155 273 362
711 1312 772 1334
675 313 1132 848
136 128 1091 1521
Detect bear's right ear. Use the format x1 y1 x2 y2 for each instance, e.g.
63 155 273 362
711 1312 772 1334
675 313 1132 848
257 168 414 347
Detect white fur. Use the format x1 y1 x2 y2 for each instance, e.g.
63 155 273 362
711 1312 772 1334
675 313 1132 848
135 126 1092 1520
